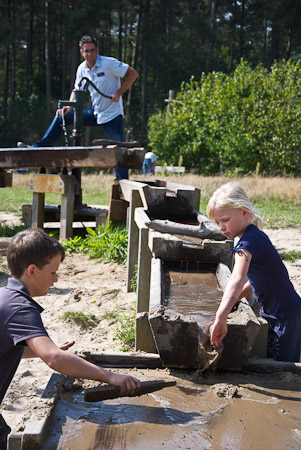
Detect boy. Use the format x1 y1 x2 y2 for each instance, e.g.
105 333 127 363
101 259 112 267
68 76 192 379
0 228 140 447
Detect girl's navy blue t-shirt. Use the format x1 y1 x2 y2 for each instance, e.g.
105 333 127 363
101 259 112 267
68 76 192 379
233 224 301 320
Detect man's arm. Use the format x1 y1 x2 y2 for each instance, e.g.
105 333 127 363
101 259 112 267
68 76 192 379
110 66 138 102
26 336 140 394
210 250 252 348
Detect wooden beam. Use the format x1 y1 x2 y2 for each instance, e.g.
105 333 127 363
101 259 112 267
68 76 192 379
0 146 145 170
82 351 162 368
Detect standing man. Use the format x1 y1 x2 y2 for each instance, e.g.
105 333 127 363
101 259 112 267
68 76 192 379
17 35 138 180
143 150 157 176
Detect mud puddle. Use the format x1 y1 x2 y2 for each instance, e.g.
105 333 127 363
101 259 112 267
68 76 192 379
164 264 223 327
41 369 301 450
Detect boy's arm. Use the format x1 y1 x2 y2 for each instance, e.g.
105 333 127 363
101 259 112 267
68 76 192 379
211 250 252 349
26 335 140 394
22 340 75 359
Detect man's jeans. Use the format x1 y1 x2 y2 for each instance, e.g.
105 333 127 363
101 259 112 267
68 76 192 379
33 110 128 179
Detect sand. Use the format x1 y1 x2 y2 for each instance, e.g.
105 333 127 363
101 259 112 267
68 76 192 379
0 214 300 447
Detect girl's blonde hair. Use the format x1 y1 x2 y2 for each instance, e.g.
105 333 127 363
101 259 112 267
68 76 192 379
206 181 264 229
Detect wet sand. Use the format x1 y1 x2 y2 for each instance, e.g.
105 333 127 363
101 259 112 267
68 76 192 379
41 369 301 450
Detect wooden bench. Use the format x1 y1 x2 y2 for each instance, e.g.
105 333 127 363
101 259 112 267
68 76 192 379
155 165 185 175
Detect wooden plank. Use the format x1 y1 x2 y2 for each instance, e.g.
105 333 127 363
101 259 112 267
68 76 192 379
0 170 12 187
108 199 129 222
126 189 143 292
60 189 75 240
92 139 140 147
84 380 176 402
0 146 145 170
119 179 149 209
83 351 162 368
242 358 301 374
32 193 45 228
29 174 80 195
0 237 12 249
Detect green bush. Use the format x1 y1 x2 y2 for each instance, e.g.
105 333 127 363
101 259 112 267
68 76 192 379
148 60 301 176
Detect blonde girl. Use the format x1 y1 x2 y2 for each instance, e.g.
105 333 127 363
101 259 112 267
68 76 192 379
207 182 301 362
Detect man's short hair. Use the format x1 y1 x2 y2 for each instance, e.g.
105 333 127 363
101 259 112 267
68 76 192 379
7 228 65 279
79 35 97 49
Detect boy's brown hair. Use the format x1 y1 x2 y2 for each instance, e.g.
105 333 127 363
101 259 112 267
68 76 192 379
7 228 65 279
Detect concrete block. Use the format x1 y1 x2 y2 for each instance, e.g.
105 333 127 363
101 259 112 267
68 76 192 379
217 300 261 371
149 308 200 368
249 316 268 358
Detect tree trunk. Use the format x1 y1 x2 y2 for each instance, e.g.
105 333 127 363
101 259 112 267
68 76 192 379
141 0 151 141
45 0 52 114
3 46 10 117
125 3 142 125
209 0 217 72
228 0 237 72
11 2 16 103
118 9 123 61
26 0 34 96
239 0 245 59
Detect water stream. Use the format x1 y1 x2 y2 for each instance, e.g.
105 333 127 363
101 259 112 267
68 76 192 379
163 262 223 328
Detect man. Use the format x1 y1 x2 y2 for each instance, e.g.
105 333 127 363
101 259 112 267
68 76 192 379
143 150 157 176
17 35 138 180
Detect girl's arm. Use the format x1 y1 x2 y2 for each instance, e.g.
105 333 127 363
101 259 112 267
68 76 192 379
211 249 252 348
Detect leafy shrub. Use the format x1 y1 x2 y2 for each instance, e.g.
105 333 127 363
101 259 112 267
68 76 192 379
62 223 128 265
148 60 301 176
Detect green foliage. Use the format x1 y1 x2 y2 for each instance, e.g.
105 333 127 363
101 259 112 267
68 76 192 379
130 263 138 293
59 311 98 328
102 302 136 352
279 251 301 263
62 223 128 265
0 224 25 237
115 302 136 352
148 60 301 176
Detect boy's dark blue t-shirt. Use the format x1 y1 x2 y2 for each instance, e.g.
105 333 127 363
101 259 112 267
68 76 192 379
233 224 301 320
0 278 48 405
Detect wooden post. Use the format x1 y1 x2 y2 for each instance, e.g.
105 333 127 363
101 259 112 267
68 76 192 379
126 189 143 292
164 90 176 117
60 183 75 241
32 193 45 229
135 208 157 352
29 174 79 240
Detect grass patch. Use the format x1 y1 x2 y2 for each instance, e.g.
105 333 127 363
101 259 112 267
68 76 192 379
115 303 136 352
0 224 26 237
2 173 300 229
59 311 98 327
279 251 301 263
102 302 136 352
62 224 128 265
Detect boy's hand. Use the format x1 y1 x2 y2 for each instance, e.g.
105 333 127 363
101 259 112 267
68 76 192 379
108 373 141 395
59 341 75 351
210 319 227 349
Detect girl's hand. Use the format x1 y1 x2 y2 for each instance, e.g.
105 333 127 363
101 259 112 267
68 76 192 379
210 319 227 349
59 341 75 351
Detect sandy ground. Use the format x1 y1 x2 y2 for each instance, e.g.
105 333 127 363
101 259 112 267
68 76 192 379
0 211 301 447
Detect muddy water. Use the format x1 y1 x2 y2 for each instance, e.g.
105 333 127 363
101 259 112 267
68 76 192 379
41 369 301 450
164 263 223 328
